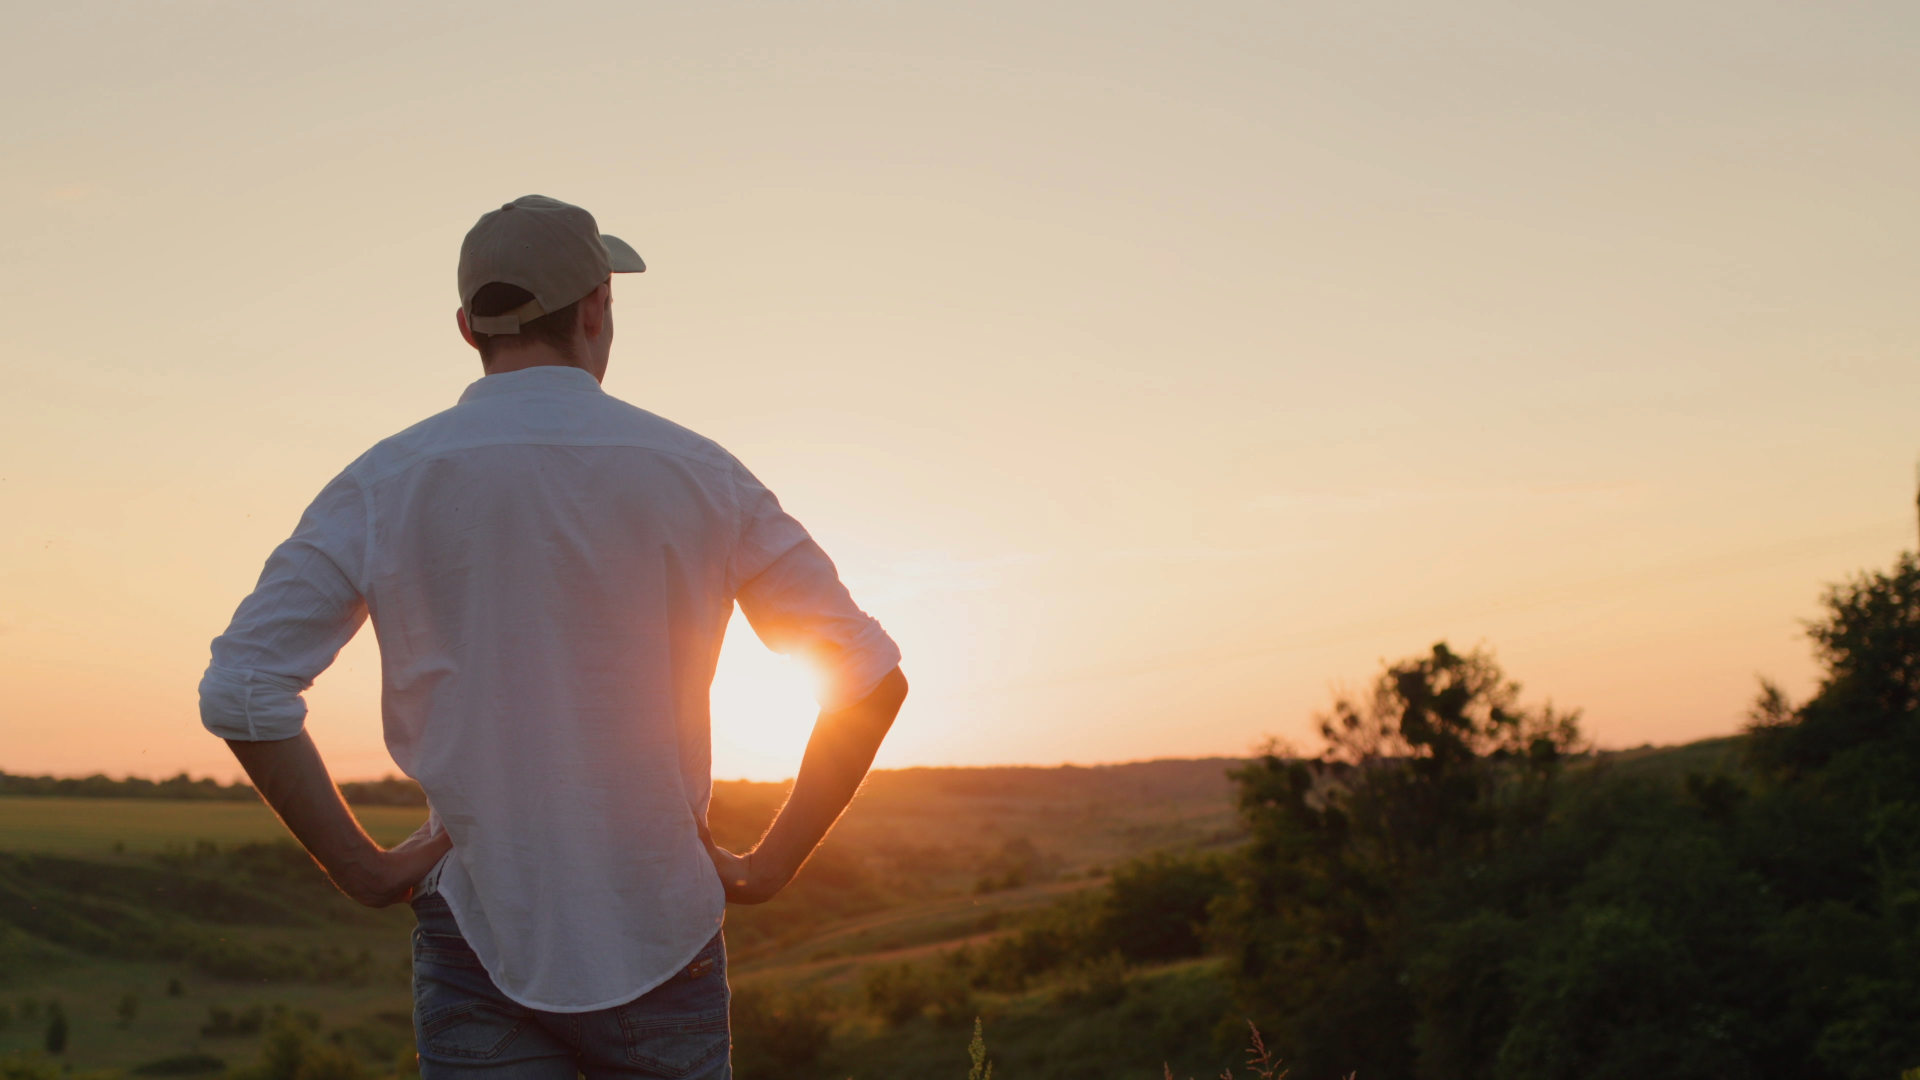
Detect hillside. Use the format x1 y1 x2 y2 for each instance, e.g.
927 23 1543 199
0 758 1241 1077
0 741 1792 1079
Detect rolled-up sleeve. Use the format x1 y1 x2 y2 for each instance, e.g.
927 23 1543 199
728 463 900 711
199 472 369 741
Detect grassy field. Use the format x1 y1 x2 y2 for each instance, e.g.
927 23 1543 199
0 760 1243 1078
3 747 1763 1079
0 797 429 857
0 957 414 1075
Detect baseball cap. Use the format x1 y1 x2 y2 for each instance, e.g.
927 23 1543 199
458 195 646 335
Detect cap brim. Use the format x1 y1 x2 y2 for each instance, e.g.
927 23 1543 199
601 234 646 273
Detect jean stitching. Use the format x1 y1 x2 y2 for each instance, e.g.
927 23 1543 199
617 1008 728 1075
421 1002 529 1060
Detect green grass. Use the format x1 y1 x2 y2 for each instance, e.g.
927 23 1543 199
0 959 412 1074
1594 732 1749 781
0 799 422 1075
752 881 1089 973
0 798 427 857
0 764 1241 1077
741 957 1239 1080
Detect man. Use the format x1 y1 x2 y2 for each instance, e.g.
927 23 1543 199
199 195 906 1080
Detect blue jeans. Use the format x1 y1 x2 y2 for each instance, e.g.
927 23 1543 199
410 893 731 1080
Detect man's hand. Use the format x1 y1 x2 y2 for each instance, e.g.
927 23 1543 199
702 837 782 905
226 732 450 908
707 667 906 906
331 817 454 907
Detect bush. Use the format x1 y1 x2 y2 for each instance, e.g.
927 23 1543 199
864 961 977 1027
973 837 1056 894
970 889 1106 991
864 963 930 1026
1052 951 1130 1009
960 848 1231 997
232 1017 366 1080
201 1004 267 1038
730 985 833 1080
1099 851 1229 963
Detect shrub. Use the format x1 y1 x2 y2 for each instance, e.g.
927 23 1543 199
201 1004 267 1037
1052 951 1130 1009
1100 851 1229 963
973 837 1055 894
863 963 930 1026
863 961 977 1027
730 985 833 1080
970 889 1104 991
231 1017 366 1080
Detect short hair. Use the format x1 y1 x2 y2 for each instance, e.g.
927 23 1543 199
467 282 583 364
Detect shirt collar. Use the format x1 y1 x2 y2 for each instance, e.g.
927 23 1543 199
458 365 605 404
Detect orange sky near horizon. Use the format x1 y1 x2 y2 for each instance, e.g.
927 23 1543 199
3 1 1918 783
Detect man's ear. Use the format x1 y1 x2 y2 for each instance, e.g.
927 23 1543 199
579 282 610 342
456 308 480 350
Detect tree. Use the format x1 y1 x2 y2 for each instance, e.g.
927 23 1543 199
1212 554 1920 1080
1216 643 1582 1080
1743 553 1920 1078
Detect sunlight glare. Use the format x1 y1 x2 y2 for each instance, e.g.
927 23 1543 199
708 607 820 781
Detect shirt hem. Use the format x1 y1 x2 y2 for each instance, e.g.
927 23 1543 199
438 886 725 1015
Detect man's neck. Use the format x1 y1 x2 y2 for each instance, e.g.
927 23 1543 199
483 346 583 377
482 347 607 384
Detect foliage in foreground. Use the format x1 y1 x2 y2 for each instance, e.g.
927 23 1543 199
1217 554 1920 1079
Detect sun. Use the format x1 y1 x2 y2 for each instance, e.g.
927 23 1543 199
708 609 821 782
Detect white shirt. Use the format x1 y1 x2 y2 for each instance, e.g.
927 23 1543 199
199 366 900 1011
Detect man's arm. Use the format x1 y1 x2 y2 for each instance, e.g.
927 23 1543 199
226 732 451 908
706 666 907 904
202 474 443 905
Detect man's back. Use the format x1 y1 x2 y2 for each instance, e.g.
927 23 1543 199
206 197 907 1079
204 365 900 1010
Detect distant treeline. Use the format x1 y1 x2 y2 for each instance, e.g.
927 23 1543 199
336 777 427 806
0 771 255 801
6 760 1236 812
0 770 429 807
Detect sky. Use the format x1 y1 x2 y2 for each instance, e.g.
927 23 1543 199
2 0 1917 783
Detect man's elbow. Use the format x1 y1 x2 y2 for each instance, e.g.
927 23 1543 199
200 665 310 742
857 666 908 734
876 666 908 708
